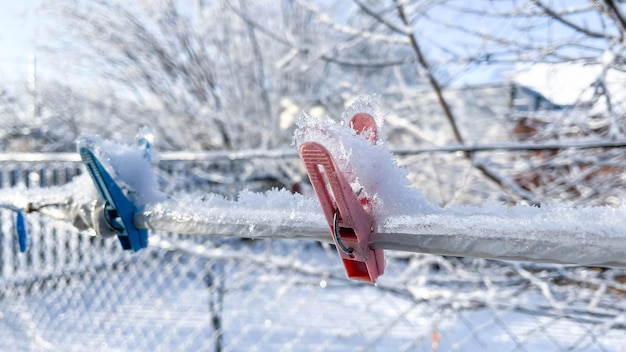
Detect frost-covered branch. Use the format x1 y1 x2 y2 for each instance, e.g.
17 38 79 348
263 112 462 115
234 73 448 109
533 0 611 39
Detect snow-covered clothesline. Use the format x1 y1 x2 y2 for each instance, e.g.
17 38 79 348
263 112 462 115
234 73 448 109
135 193 626 267
1 110 626 282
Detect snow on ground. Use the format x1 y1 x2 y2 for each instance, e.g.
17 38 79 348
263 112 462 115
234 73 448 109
0 234 624 351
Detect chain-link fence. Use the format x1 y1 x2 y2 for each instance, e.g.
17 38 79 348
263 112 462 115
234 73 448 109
0 156 626 351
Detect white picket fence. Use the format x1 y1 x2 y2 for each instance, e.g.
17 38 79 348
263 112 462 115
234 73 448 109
0 155 254 286
0 161 117 284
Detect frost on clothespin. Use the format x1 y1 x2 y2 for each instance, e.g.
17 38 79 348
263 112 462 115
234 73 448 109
77 133 165 251
298 112 385 283
294 99 434 220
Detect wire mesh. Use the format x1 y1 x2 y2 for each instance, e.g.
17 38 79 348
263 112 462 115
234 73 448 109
0 158 625 351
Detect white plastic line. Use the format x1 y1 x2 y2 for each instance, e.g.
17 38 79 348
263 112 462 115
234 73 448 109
135 207 626 268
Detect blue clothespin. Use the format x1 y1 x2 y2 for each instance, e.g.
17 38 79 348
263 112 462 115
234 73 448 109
0 204 28 253
15 211 27 253
79 146 148 251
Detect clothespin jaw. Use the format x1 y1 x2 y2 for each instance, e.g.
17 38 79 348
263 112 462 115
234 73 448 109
79 146 148 251
299 113 385 283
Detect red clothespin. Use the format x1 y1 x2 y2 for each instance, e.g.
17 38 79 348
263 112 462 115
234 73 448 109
299 113 385 283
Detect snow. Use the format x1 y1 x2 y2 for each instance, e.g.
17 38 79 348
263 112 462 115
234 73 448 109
139 101 436 242
76 136 166 206
291 108 626 267
2 103 626 350
139 190 329 242
136 108 626 268
0 173 98 226
511 62 626 112
376 203 626 267
293 106 437 219
0 231 623 351
2 103 626 268
512 63 601 106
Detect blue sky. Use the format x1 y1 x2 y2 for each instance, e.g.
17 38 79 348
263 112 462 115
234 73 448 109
0 0 610 89
0 1 38 81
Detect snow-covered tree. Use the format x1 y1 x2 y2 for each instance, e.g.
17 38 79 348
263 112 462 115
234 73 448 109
39 0 298 150
16 0 626 204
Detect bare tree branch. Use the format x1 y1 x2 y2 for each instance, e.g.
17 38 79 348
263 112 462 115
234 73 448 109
394 1 463 143
352 0 409 35
603 0 626 38
532 0 612 39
